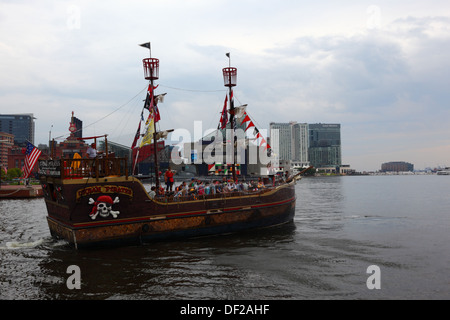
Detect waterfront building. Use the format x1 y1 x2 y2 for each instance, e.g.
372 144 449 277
0 132 14 169
0 114 36 146
381 161 414 172
269 122 309 166
269 122 294 161
308 123 341 169
292 122 309 165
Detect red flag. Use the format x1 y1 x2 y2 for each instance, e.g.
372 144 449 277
220 95 228 129
153 105 161 122
245 121 255 132
22 142 41 178
241 113 251 123
259 138 266 147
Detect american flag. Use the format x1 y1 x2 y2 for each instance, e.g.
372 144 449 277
22 142 41 179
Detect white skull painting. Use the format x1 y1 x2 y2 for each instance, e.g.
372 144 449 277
89 195 120 220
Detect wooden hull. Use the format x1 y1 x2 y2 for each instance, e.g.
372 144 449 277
40 176 296 248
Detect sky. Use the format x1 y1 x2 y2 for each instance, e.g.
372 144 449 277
1 0 450 172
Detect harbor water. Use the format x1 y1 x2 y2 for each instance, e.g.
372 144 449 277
0 175 449 300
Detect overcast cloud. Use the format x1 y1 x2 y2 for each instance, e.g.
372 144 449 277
1 0 449 171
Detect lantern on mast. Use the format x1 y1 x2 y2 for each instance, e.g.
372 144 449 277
222 67 237 87
143 58 159 80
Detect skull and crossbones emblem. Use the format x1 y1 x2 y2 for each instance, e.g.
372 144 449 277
89 195 120 220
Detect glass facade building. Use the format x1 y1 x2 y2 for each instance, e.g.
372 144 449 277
0 114 35 146
308 123 341 168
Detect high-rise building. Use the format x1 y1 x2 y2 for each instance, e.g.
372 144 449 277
270 122 342 169
292 123 309 164
308 123 341 168
72 116 83 140
269 122 294 161
0 114 36 146
269 122 309 164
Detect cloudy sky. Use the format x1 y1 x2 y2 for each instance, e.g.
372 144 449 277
1 0 450 171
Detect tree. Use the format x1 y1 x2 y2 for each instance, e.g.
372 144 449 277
7 168 22 180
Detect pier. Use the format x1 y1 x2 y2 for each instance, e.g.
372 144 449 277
0 185 43 199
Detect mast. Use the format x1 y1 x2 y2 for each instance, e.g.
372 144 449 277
141 42 161 189
223 53 237 182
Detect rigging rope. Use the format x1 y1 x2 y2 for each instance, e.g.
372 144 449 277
159 84 226 93
53 86 148 141
52 84 247 143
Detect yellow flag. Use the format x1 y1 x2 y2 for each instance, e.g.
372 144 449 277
140 115 155 147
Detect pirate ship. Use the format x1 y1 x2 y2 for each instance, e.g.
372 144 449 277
38 44 305 249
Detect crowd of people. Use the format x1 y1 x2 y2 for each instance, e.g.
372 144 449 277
148 169 292 201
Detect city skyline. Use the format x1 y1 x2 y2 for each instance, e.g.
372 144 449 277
1 1 449 172
0 112 444 173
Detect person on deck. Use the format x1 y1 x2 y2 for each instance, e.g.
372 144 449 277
257 177 265 189
86 143 97 159
284 170 292 182
86 143 102 176
197 181 205 195
204 182 211 195
148 186 156 199
164 167 174 192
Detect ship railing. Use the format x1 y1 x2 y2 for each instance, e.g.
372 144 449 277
155 186 276 203
61 157 128 180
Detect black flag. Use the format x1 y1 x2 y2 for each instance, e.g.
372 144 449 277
139 42 151 49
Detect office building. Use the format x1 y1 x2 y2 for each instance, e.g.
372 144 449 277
269 122 294 161
292 122 309 164
0 114 36 146
269 122 309 165
308 123 341 168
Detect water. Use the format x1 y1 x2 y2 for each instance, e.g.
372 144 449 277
0 175 449 300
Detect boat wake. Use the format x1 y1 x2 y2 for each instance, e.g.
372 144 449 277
0 239 45 250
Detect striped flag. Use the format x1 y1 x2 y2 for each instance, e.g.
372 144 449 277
22 142 41 178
